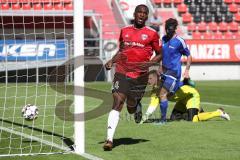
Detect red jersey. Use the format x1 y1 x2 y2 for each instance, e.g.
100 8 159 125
115 25 161 78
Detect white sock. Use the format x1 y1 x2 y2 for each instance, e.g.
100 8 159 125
146 106 157 116
107 110 120 142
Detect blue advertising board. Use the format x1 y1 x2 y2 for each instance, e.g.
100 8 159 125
0 39 67 61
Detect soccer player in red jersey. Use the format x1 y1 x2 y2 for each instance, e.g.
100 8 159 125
103 4 162 151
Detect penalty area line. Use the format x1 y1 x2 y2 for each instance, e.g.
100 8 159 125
0 126 103 160
0 126 70 151
201 102 240 109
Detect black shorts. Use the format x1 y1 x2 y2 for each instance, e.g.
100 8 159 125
112 73 148 101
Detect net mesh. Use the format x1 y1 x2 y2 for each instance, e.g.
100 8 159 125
0 0 74 156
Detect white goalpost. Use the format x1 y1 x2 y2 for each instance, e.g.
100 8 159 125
73 0 85 155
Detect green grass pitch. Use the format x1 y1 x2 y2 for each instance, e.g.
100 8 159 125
0 81 240 160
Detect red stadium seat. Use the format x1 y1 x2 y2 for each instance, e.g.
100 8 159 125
208 22 218 32
187 22 197 32
235 32 240 39
234 0 240 4
154 0 162 6
203 32 213 39
229 21 238 32
163 0 172 5
235 13 240 23
224 32 233 39
12 3 21 10
44 3 53 10
33 3 42 10
22 3 31 10
4 0 18 3
182 13 192 24
64 2 72 10
54 3 64 10
213 31 223 39
154 0 162 4
0 3 10 10
224 0 233 3
173 0 182 6
218 22 228 32
228 4 238 13
192 31 202 39
198 22 207 32
177 3 187 14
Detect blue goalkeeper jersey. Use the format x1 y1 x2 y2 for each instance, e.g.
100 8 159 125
162 35 190 80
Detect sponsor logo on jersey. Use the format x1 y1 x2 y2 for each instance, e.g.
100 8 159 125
124 41 144 47
141 34 148 40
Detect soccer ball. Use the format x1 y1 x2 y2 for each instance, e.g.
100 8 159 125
21 104 39 120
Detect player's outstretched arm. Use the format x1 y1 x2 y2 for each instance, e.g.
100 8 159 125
183 55 192 78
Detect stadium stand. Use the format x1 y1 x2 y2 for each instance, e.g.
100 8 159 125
192 31 201 39
187 22 197 32
177 3 187 14
182 12 192 23
235 13 240 22
202 31 213 39
152 0 240 39
0 0 73 10
229 21 239 32
228 3 238 13
224 31 234 39
84 0 120 39
224 0 233 4
219 21 228 32
213 31 224 39
197 21 207 32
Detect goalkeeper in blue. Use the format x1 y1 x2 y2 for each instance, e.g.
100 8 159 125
158 18 192 123
139 70 230 124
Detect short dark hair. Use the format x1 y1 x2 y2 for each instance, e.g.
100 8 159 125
134 4 149 14
165 18 178 28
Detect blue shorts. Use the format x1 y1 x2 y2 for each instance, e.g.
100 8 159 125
160 74 180 94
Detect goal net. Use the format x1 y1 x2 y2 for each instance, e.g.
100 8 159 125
0 0 88 157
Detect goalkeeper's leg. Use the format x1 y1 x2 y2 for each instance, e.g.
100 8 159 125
192 108 230 122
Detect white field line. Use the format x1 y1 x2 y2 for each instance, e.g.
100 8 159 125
0 126 70 151
0 126 103 160
201 102 240 109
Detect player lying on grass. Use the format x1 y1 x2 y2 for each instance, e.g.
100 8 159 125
139 70 230 124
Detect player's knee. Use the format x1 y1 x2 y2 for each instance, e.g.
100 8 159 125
159 94 167 101
112 99 125 111
127 106 136 114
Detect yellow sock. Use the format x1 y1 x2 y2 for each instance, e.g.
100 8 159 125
192 110 221 122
